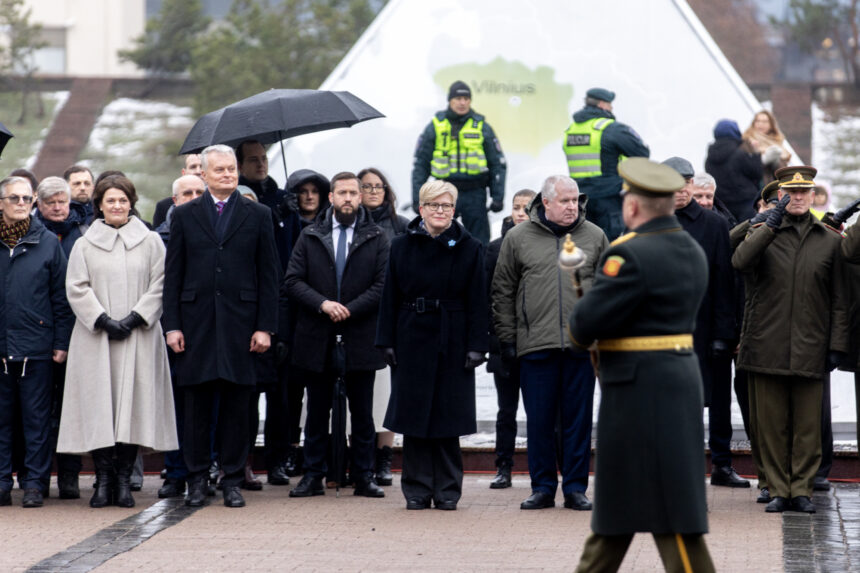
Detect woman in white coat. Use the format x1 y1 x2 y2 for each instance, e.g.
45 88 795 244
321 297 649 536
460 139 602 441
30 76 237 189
58 175 177 508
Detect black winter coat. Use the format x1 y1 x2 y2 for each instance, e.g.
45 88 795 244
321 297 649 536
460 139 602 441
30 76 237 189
676 200 736 403
376 218 488 438
705 137 762 222
285 206 388 373
162 191 280 387
0 216 74 360
485 217 515 374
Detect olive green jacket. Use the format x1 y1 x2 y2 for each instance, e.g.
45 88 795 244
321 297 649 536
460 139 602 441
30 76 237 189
491 195 608 356
839 223 860 372
732 215 849 379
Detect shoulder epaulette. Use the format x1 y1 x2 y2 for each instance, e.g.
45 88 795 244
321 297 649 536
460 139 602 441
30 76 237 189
610 232 637 247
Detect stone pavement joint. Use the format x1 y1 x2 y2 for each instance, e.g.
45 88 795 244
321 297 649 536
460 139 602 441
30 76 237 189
25 497 203 572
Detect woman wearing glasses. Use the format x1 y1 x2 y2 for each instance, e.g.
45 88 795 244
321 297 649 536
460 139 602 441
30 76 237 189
58 175 177 508
376 180 488 510
358 167 409 487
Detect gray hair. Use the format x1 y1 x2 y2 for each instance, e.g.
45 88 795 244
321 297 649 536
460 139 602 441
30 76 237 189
541 175 578 202
36 176 71 202
692 172 716 190
0 176 32 197
200 144 236 170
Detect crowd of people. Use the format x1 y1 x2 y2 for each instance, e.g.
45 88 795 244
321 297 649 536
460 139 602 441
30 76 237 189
1 80 859 571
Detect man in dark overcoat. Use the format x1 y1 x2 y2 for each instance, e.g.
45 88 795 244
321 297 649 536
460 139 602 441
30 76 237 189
663 157 746 488
570 158 715 572
163 144 279 509
284 172 388 498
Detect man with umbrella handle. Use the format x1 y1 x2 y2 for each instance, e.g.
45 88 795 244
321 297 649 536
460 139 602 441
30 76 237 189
284 172 389 499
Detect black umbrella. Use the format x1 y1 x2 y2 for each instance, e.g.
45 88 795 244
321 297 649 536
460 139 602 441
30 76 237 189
0 121 14 157
329 334 349 497
178 89 384 175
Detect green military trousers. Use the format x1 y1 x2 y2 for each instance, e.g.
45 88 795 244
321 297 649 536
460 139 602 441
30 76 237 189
575 532 715 573
750 373 823 499
747 374 767 490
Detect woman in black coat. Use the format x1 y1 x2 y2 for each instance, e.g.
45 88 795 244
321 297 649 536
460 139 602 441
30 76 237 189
376 180 488 510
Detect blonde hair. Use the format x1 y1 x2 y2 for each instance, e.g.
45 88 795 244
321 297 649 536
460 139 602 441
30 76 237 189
743 110 784 142
418 180 458 205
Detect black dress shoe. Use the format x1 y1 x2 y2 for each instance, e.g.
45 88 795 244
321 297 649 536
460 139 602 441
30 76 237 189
289 475 325 498
185 479 208 507
765 496 790 513
520 491 555 510
130 483 142 492
375 446 394 486
490 465 512 489
563 491 593 510
813 476 831 491
223 486 246 508
354 477 385 498
790 496 816 513
158 479 186 498
406 497 428 510
284 446 301 477
160 468 168 480
58 473 80 500
267 465 290 486
0 489 10 506
757 488 771 503
434 499 457 510
710 466 750 488
22 488 43 508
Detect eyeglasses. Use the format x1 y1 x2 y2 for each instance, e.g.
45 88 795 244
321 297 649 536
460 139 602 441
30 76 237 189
361 184 385 193
423 202 454 213
2 194 34 204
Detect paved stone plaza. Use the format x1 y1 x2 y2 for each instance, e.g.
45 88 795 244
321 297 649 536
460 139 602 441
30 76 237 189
5 471 857 572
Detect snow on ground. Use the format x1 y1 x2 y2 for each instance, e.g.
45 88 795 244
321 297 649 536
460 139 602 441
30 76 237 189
86 98 194 159
811 101 860 210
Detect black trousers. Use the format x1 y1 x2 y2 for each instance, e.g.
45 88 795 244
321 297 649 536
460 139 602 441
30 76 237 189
401 435 463 504
707 354 734 468
183 380 252 488
492 361 520 467
262 369 290 469
817 374 833 479
301 368 376 480
0 360 52 491
286 364 306 444
49 362 82 477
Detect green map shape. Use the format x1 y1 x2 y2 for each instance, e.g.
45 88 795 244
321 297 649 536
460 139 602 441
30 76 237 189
434 57 573 157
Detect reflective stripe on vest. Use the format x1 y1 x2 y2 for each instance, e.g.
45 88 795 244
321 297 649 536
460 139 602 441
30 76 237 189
431 116 488 178
563 117 615 178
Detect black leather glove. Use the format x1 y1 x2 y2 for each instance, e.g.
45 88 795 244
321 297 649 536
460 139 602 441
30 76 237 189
748 210 768 226
118 311 146 332
94 313 132 341
488 199 504 213
831 198 860 227
710 339 732 359
500 341 517 369
827 351 846 372
464 351 486 369
765 194 791 230
382 347 397 368
275 341 289 366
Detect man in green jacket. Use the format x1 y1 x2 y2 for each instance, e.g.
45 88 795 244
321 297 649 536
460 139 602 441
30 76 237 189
732 165 849 514
492 175 607 511
412 81 506 245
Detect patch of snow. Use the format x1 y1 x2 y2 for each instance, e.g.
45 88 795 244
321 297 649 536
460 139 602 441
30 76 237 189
87 97 193 156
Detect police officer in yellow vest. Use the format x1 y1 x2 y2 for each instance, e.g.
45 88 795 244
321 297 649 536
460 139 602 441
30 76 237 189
564 88 649 240
412 81 507 245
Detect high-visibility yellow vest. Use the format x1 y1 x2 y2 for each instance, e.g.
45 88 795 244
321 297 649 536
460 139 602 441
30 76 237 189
430 116 488 178
563 117 615 178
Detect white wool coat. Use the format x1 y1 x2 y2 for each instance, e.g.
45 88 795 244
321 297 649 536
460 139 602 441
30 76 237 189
57 217 178 453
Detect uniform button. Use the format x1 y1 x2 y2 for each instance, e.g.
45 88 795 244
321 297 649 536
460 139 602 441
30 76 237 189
216 267 222 273
218 246 224 251
216 290 221 296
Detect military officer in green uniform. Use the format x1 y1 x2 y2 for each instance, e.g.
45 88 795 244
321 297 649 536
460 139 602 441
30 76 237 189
563 88 649 240
412 81 506 245
569 158 715 573
732 165 848 514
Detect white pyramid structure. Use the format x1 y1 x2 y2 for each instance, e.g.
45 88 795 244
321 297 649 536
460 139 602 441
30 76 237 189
272 0 786 215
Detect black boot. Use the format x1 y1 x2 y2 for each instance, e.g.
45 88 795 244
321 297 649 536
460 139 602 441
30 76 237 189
90 447 115 508
114 443 138 508
375 446 394 486
490 461 513 489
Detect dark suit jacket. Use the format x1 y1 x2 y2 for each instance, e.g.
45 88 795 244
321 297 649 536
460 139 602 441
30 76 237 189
163 190 279 386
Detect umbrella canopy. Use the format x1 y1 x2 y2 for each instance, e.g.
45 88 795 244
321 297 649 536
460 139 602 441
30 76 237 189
0 121 14 158
179 89 384 155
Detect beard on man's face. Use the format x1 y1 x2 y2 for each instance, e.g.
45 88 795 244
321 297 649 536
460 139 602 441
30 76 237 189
334 205 357 227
